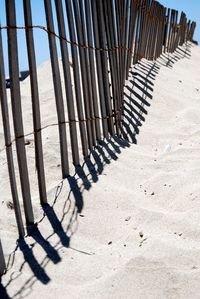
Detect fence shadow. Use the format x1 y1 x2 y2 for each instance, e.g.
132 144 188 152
0 280 11 299
0 43 192 299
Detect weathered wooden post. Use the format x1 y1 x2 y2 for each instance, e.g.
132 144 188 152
64 0 89 158
72 0 96 147
65 0 94 149
23 0 47 205
44 0 70 176
0 27 25 237
84 0 101 140
6 0 34 227
91 0 109 139
54 0 80 165
96 0 115 136
126 0 137 77
103 0 120 134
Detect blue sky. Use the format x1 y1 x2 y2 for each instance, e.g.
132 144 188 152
0 0 199 76
0 0 64 76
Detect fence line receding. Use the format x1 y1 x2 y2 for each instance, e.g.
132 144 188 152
0 0 196 275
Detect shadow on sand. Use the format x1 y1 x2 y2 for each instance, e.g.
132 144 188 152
0 43 192 299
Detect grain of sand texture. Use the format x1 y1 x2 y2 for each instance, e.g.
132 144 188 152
0 43 200 298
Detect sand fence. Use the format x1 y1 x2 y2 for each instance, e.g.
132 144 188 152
0 0 196 275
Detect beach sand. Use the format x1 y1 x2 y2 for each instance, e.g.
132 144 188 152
1 42 200 298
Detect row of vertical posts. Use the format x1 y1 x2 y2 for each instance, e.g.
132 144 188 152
0 0 197 273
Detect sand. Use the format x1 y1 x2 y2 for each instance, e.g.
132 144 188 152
1 42 200 298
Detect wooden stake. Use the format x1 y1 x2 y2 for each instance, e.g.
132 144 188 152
0 28 25 237
6 0 34 226
23 0 47 204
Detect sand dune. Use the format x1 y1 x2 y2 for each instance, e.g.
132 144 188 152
1 43 200 298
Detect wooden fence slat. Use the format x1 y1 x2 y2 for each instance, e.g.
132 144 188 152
167 9 172 52
6 0 34 226
190 22 196 41
114 0 122 94
133 0 141 64
96 0 115 136
123 0 131 84
137 0 146 60
120 0 131 120
54 0 80 166
174 11 180 51
158 4 163 57
84 0 101 141
115 0 123 127
103 0 120 135
144 0 151 59
169 9 175 53
172 11 178 53
155 4 161 58
77 0 97 145
119 0 131 121
147 1 156 60
146 0 153 59
126 0 137 77
91 0 109 139
186 20 191 42
136 0 145 61
68 0 94 150
110 0 120 132
164 8 170 53
0 28 25 237
113 0 122 132
160 7 167 55
23 0 47 204
71 0 95 148
44 0 70 176
154 3 159 59
64 0 89 158
179 12 186 46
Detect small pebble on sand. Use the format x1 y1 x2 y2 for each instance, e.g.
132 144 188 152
139 231 143 238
